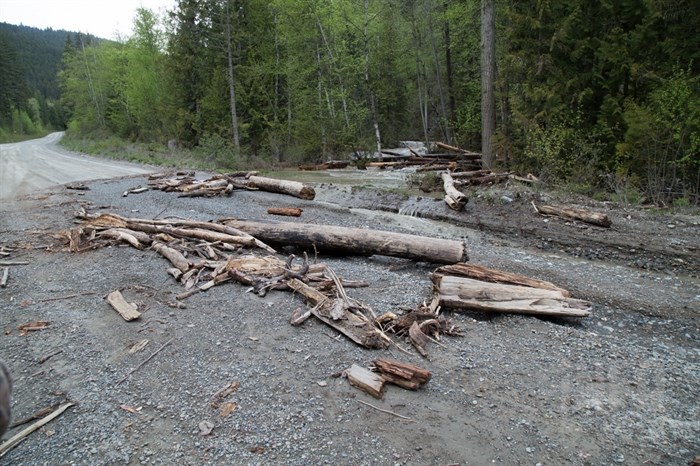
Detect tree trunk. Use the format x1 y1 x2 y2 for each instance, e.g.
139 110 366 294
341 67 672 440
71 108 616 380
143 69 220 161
225 0 240 151
480 0 496 168
246 176 315 200
221 220 468 264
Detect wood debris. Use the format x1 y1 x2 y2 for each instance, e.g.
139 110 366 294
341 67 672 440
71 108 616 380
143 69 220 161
441 172 468 211
346 364 386 398
0 268 7 288
0 402 75 458
432 265 591 317
532 202 612 228
372 358 432 390
298 160 349 171
267 207 303 217
106 290 141 321
18 321 51 336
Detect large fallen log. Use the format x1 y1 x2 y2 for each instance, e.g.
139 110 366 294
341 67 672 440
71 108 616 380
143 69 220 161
432 274 590 317
532 202 612 228
221 219 468 264
246 176 315 200
441 172 468 211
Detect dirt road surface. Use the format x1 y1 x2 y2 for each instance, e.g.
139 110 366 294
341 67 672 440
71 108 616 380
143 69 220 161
0 133 153 199
0 157 698 465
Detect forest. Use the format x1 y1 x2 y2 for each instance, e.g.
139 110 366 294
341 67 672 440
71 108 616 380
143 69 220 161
2 0 699 205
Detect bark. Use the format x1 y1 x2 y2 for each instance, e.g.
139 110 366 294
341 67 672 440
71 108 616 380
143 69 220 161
433 275 591 317
533 203 612 228
225 0 240 151
481 0 496 169
246 176 316 200
222 220 468 264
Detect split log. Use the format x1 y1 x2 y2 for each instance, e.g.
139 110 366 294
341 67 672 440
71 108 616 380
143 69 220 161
533 203 612 228
441 172 468 211
373 358 431 390
267 207 303 217
433 275 591 317
434 263 570 297
106 290 141 321
246 176 315 200
222 220 468 264
346 364 386 398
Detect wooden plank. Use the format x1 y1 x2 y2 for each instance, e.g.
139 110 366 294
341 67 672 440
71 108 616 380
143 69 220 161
346 364 386 399
106 290 141 321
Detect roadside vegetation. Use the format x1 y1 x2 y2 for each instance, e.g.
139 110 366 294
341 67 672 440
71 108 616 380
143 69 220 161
2 1 698 206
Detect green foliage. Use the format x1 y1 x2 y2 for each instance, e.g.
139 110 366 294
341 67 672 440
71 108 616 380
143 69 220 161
618 66 700 204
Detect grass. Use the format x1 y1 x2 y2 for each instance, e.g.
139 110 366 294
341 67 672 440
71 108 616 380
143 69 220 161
0 130 50 144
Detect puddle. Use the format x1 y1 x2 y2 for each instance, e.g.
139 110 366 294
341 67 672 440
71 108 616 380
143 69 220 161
267 167 414 190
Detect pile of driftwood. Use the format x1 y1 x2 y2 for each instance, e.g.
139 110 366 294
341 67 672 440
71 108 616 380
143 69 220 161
450 170 538 186
123 172 317 200
59 208 590 359
367 142 482 172
60 210 471 354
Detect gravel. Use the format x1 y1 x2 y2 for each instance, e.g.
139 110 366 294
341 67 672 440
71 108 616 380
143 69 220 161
0 174 698 465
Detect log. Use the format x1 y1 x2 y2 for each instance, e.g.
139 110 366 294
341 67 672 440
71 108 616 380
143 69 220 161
152 242 190 273
441 172 468 211
222 220 468 264
0 267 7 287
434 263 570 297
346 364 386 398
267 207 303 217
433 275 591 317
106 290 141 321
533 202 612 228
450 169 492 179
246 176 315 200
372 358 431 390
435 141 481 157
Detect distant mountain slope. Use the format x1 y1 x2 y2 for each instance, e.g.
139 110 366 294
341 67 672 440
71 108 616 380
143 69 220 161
0 23 102 100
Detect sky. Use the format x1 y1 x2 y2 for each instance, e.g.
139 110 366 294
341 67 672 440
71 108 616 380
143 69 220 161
0 0 177 39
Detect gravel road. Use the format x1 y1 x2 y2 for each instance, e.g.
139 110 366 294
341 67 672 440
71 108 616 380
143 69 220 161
0 152 698 465
0 133 153 199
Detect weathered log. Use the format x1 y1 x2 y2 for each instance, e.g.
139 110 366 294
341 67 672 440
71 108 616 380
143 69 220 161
433 275 591 317
222 220 468 264
246 176 315 200
346 364 386 398
435 141 481 157
450 169 492 179
98 229 147 250
372 358 431 390
434 263 570 297
106 290 141 321
157 226 257 248
441 172 468 211
533 202 612 228
0 268 8 288
267 207 303 217
152 242 190 273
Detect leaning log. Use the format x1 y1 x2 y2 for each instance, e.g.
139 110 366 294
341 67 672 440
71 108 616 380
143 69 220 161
441 172 468 211
433 274 591 317
533 202 612 228
222 220 468 264
246 176 315 200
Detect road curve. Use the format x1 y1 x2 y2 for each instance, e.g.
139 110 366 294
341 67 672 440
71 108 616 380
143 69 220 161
0 132 154 199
